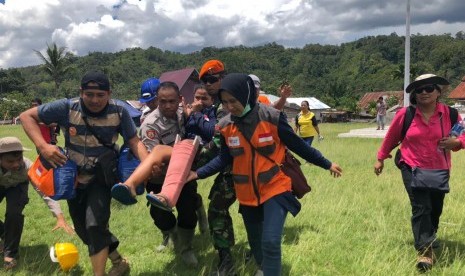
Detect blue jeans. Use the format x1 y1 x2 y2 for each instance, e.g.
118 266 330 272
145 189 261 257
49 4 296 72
240 196 288 276
302 136 314 147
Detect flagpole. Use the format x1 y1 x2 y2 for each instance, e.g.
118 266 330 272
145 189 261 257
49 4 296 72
404 0 411 106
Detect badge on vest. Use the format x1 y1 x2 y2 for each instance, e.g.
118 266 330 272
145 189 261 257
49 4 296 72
228 136 240 147
258 133 273 143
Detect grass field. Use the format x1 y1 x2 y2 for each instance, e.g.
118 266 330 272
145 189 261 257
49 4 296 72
2 123 465 275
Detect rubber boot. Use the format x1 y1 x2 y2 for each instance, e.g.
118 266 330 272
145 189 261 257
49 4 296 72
177 227 198 267
196 196 209 234
155 227 179 252
212 248 236 276
155 230 170 252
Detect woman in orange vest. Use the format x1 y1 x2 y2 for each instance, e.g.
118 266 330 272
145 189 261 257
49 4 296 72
188 73 342 276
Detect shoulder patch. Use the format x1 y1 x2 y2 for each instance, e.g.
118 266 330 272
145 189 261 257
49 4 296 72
146 129 156 139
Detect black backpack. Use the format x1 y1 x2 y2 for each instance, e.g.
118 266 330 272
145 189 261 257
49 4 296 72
394 105 458 169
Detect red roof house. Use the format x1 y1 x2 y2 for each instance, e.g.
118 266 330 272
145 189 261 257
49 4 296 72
448 76 465 100
160 68 200 103
358 91 403 110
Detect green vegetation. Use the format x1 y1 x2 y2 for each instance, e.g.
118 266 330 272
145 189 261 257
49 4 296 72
2 123 465 275
2 32 465 119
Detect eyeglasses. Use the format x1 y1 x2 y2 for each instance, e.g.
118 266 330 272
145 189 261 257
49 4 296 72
201 74 220 84
414 84 437 94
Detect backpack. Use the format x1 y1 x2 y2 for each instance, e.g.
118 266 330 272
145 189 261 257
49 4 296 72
394 105 458 169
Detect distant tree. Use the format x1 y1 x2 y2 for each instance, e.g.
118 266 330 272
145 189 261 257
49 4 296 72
386 95 400 107
391 64 419 81
0 69 26 95
34 43 72 93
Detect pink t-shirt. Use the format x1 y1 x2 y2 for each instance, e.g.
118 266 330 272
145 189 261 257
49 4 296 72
377 103 465 170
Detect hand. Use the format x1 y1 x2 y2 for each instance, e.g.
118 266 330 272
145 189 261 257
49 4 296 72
52 214 75 235
186 171 198 183
182 98 193 118
190 100 203 113
151 163 166 178
374 160 384 176
438 137 461 151
38 144 67 168
329 163 342 177
279 84 292 98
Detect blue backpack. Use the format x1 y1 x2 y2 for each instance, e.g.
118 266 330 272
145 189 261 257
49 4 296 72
118 146 144 195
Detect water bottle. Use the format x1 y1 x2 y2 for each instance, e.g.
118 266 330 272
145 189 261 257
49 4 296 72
449 120 465 137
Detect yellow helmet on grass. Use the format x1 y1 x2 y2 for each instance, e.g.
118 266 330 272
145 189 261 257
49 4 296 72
49 242 79 272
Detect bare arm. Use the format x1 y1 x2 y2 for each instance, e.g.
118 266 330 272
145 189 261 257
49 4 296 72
20 107 66 167
127 135 149 162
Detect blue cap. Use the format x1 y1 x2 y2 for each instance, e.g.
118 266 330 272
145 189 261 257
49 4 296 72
139 78 160 103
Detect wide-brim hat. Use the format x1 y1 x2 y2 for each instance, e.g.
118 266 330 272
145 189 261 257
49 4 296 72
0 137 31 153
405 74 449 93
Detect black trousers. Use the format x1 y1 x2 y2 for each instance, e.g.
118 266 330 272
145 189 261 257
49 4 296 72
146 181 198 231
0 182 29 259
67 182 119 256
400 164 446 251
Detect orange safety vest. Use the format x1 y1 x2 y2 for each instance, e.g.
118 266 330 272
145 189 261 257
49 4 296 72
219 105 291 206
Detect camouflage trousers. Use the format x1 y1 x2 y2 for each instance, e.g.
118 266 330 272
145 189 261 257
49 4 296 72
208 171 236 250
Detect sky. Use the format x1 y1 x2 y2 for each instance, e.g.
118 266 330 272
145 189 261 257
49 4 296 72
1 0 465 69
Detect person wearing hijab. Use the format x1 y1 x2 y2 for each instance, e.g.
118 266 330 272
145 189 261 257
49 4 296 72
187 73 342 276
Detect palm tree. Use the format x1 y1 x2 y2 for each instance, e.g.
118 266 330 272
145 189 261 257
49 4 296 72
34 43 72 93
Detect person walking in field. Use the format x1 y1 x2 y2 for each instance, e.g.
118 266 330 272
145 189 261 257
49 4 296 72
374 74 465 272
187 73 342 276
20 71 149 276
294 100 321 147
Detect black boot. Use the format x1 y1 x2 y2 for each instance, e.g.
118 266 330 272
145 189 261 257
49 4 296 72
211 249 236 276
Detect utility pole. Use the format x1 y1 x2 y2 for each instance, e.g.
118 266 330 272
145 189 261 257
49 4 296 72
403 0 411 106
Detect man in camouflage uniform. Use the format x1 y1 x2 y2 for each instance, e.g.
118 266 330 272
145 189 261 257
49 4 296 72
198 60 237 275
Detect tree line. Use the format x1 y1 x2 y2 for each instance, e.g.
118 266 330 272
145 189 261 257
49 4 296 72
1 32 465 118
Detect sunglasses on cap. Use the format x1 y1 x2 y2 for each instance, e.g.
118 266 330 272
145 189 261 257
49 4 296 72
201 74 220 84
414 84 438 94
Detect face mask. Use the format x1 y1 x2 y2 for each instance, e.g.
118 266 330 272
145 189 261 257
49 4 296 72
239 104 251 117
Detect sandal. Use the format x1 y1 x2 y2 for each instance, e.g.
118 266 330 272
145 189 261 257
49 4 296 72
4 258 17 270
416 247 434 272
416 256 433 272
146 193 173 212
111 184 137 205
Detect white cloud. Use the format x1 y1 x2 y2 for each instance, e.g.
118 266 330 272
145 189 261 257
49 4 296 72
1 0 465 68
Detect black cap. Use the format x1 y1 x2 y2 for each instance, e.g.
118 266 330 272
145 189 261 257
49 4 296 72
81 71 110 91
